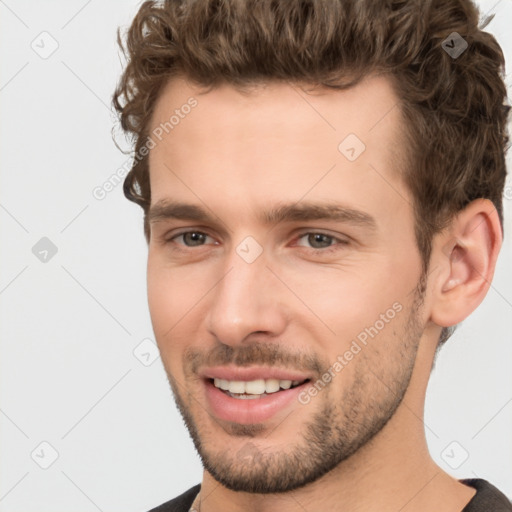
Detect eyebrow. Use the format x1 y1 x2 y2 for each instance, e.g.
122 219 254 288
148 200 377 231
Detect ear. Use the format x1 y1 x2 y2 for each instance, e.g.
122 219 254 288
430 199 502 328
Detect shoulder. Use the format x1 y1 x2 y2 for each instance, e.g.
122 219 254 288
146 484 201 512
461 478 512 511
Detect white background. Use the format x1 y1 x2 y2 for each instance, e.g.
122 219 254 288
0 1 511 511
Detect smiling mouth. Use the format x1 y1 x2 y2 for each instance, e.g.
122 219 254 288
210 377 309 399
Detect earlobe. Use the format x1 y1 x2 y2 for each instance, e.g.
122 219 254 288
431 199 502 328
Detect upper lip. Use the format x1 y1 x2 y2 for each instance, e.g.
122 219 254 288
199 366 313 382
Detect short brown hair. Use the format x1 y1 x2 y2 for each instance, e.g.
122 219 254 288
112 0 509 345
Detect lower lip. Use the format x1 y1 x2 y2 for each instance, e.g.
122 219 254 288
203 379 309 424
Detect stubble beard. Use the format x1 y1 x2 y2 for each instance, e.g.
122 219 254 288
164 288 425 493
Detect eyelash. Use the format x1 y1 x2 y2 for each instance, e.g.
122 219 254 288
165 230 349 254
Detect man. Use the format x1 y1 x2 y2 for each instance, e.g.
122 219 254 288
112 0 511 510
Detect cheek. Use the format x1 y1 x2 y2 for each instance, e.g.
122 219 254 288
288 262 410 348
146 257 189 343
147 255 213 366
147 261 168 333
147 267 188 378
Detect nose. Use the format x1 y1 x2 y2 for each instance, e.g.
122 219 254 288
205 245 288 347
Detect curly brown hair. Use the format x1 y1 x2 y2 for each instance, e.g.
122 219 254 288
112 0 509 345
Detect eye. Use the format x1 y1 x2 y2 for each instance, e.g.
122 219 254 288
164 230 348 254
294 232 349 253
169 230 216 247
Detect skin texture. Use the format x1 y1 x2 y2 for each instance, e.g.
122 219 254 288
146 75 501 511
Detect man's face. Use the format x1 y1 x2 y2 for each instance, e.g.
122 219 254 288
146 75 427 492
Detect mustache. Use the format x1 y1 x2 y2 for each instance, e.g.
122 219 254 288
185 342 325 376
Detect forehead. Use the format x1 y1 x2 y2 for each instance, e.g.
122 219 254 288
147 74 410 223
150 74 403 135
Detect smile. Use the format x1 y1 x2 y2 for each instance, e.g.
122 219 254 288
212 378 308 399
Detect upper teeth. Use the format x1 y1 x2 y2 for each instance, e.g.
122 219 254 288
213 378 302 395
